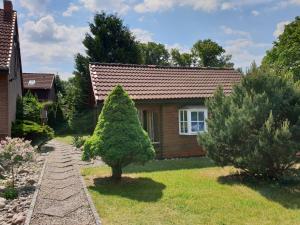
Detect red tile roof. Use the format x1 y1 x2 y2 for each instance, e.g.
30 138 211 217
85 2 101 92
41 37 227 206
23 73 55 90
0 8 16 69
90 63 242 101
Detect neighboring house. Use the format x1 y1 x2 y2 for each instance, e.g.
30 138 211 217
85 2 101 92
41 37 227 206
89 63 242 158
0 0 22 138
22 73 56 102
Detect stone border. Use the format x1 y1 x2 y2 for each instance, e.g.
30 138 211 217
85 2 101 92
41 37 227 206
79 170 102 225
24 158 48 225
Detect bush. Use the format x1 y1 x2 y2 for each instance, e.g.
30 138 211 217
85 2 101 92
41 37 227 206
69 109 96 135
198 73 300 179
72 136 86 148
83 85 155 180
0 138 35 188
16 92 42 123
2 187 18 200
12 120 54 146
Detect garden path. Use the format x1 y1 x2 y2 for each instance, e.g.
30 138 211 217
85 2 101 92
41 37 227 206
27 140 101 225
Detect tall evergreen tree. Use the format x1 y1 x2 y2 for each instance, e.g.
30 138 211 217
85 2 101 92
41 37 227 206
83 85 155 180
73 12 142 111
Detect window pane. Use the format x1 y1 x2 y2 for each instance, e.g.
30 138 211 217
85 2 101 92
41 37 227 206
184 111 187 121
191 122 205 132
180 111 183 122
191 112 198 121
180 122 188 133
198 112 204 121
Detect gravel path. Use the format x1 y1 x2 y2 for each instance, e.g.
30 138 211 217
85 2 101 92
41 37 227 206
28 140 102 225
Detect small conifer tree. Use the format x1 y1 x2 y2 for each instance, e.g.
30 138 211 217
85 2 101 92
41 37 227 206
83 85 155 180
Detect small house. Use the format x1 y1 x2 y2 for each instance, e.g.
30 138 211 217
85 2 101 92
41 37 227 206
22 73 56 102
0 0 22 138
89 63 242 158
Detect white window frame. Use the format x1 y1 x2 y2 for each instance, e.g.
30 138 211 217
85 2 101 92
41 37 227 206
178 107 208 135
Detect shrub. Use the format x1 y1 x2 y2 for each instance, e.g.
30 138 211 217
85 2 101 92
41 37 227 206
83 85 155 180
72 136 86 148
12 120 54 146
69 109 96 135
198 73 300 179
0 138 35 187
17 92 42 123
2 187 18 200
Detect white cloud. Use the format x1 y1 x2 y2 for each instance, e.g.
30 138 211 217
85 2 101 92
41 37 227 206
224 38 271 68
134 0 275 13
79 0 130 15
134 0 219 13
221 26 250 38
63 3 80 17
19 0 50 16
20 15 88 69
131 28 154 43
273 21 290 38
251 10 259 16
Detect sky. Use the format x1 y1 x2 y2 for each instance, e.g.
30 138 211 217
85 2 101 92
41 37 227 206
8 0 300 80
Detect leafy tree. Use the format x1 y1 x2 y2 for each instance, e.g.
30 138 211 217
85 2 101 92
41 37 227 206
246 61 259 76
139 42 170 65
83 85 155 180
170 49 193 67
191 39 233 68
198 73 300 179
16 92 42 124
261 17 300 81
54 74 66 96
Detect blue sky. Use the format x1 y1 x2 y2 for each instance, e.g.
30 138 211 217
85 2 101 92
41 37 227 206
9 0 300 79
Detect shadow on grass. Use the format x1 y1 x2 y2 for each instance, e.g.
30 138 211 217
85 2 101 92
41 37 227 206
123 157 215 174
90 177 166 202
218 173 300 209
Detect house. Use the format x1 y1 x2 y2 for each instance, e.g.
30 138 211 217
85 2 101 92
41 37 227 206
89 63 242 158
0 0 22 138
22 73 56 102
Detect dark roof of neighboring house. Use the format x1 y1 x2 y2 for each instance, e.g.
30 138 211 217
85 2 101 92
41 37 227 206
90 63 242 101
23 73 55 90
0 8 17 69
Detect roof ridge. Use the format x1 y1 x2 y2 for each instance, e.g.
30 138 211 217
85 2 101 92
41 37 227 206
89 62 235 71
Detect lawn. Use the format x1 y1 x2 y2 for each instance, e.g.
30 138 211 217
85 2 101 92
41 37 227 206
82 158 300 225
54 134 89 145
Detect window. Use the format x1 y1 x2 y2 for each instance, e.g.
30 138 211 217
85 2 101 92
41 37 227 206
138 110 160 143
28 80 36 86
179 107 208 135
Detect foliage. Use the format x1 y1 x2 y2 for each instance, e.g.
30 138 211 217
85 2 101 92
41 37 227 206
191 39 233 68
2 187 18 200
16 92 42 124
68 109 96 134
72 136 86 148
170 48 193 67
83 85 155 180
198 73 300 179
12 120 54 146
54 74 66 95
261 17 300 81
0 138 35 187
47 101 67 130
139 42 170 66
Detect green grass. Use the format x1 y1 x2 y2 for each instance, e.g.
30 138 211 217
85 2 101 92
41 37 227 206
82 158 300 225
54 134 89 145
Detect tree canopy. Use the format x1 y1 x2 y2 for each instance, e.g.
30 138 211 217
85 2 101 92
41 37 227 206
139 42 170 66
191 39 233 68
170 49 193 67
261 17 300 81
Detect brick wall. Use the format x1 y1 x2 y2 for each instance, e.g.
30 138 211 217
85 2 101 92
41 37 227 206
161 104 206 158
0 73 8 137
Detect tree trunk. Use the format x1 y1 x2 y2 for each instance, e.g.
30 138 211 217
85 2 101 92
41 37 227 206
112 166 122 180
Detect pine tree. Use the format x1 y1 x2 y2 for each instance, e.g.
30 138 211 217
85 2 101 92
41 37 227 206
83 85 155 180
